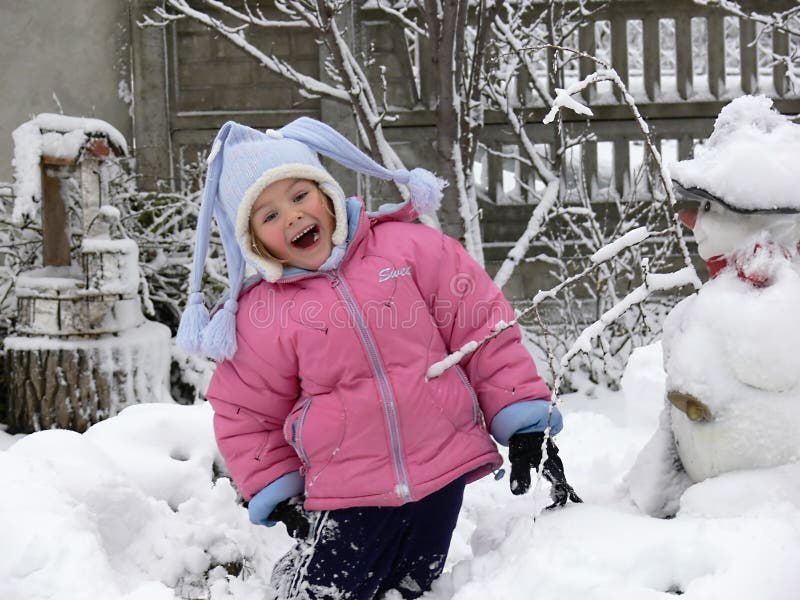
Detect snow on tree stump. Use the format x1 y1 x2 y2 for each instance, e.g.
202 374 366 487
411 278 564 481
5 323 171 432
5 114 172 434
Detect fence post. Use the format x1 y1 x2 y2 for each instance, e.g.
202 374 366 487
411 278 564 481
487 141 505 204
582 140 598 198
579 22 596 103
739 19 758 94
613 138 630 197
773 29 789 97
707 14 726 99
676 15 693 100
611 16 629 102
643 16 661 101
678 135 694 160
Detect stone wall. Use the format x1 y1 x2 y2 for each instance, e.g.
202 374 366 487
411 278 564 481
0 0 132 182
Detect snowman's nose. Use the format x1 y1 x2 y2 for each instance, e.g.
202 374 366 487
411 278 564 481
678 207 698 230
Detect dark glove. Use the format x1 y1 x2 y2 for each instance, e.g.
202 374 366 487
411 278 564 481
509 431 583 509
268 497 311 539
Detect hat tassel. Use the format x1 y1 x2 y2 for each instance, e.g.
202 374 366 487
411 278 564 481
200 298 239 361
176 292 210 353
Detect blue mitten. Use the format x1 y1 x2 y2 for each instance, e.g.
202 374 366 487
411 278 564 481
248 488 310 538
246 471 305 528
248 485 281 527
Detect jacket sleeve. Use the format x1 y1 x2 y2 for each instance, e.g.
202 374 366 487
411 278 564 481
205 327 302 501
415 230 552 430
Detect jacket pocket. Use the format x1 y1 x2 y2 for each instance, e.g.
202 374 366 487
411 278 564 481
234 405 272 460
282 395 347 485
428 364 485 434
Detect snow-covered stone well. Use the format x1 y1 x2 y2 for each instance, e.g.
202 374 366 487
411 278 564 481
4 114 172 433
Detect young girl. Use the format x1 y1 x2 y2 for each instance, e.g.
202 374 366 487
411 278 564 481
178 117 580 599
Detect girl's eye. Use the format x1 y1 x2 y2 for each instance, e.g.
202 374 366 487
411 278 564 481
294 192 308 203
703 201 712 212
263 211 277 223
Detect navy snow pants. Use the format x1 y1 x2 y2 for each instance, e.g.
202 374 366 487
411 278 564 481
271 475 466 600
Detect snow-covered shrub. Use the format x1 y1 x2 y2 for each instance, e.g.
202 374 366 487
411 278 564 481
480 5 695 390
107 159 220 402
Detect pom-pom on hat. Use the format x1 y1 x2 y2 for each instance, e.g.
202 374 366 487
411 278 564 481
177 117 446 361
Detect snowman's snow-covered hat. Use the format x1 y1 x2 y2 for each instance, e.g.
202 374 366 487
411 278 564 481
671 95 800 214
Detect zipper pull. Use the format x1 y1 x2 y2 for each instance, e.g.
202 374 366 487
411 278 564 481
329 274 340 287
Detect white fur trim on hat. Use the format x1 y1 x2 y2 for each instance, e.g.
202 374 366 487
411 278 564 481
236 163 348 282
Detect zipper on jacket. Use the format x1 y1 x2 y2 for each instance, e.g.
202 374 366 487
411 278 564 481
290 399 313 470
327 270 412 501
454 365 482 427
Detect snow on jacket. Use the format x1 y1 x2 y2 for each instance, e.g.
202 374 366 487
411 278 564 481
206 198 553 511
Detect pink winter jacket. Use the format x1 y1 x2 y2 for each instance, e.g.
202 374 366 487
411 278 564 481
206 199 552 511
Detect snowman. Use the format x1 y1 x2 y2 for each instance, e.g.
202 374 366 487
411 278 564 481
626 95 800 518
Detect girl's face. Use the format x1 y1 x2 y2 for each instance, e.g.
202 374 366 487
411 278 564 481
249 178 336 271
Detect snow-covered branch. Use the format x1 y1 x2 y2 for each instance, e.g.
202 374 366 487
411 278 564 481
694 0 800 37
557 266 700 368
426 229 700 380
151 0 348 100
374 0 427 36
492 180 559 289
536 47 695 272
200 0 310 29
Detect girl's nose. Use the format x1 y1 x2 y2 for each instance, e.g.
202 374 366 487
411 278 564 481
678 207 698 230
287 208 303 226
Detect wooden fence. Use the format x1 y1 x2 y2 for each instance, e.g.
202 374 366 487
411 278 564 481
129 0 800 297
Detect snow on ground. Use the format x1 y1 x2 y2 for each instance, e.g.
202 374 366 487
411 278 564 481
2 342 799 600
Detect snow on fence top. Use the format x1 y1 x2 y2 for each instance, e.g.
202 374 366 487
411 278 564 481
11 113 128 225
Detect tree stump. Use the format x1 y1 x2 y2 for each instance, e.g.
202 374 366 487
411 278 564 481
5 322 171 434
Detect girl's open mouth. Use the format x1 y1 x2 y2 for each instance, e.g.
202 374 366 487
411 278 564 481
291 224 321 249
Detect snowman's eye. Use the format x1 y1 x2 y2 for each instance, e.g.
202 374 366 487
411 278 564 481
702 200 712 212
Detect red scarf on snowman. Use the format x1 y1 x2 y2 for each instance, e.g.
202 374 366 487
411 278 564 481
706 243 797 287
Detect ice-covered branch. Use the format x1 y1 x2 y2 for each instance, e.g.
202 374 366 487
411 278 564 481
492 16 554 105
484 73 558 184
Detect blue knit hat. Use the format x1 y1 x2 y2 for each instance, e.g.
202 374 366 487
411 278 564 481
177 117 446 361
